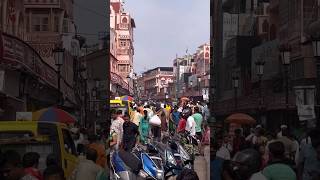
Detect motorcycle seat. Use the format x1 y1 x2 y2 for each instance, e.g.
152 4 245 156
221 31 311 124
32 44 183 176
118 149 142 174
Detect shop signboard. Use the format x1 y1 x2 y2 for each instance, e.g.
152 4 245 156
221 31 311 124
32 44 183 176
16 112 32 121
294 86 316 121
0 33 58 88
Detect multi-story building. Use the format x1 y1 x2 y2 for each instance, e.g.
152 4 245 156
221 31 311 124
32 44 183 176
173 55 193 98
212 0 320 130
23 0 78 110
143 67 174 101
0 0 79 120
194 43 211 100
110 0 136 94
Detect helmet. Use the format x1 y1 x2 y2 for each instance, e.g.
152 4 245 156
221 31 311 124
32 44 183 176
182 108 192 118
230 149 261 180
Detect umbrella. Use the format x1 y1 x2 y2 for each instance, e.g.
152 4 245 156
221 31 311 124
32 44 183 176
180 97 190 101
33 107 76 124
225 113 256 125
121 95 134 101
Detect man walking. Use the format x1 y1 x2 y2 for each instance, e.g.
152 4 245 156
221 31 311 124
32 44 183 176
122 113 139 152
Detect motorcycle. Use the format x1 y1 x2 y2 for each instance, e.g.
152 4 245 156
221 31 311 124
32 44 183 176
145 139 183 179
176 131 200 163
110 149 163 180
167 138 193 169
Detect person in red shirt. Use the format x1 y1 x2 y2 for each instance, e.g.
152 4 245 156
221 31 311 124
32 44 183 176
22 152 43 180
177 108 189 133
177 117 187 133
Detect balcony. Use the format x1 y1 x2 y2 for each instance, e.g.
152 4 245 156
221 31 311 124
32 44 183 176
119 23 129 30
25 33 60 43
117 49 130 55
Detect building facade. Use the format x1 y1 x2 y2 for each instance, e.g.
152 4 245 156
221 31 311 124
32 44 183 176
110 0 135 94
143 67 174 101
0 0 83 121
212 0 320 130
194 43 211 100
110 0 136 95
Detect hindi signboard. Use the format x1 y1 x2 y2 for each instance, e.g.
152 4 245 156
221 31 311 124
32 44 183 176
16 112 32 121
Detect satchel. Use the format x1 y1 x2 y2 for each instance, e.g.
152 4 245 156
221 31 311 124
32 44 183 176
149 115 161 126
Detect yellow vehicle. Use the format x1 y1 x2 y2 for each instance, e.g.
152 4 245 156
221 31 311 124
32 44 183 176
0 121 78 178
110 99 134 118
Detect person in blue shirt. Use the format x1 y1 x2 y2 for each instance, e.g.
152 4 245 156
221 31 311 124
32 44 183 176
171 105 181 127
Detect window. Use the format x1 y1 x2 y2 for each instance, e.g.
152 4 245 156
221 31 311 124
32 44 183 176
122 17 128 23
118 64 127 72
120 40 127 47
63 19 68 33
262 20 269 33
62 129 77 155
32 15 49 32
54 16 59 32
270 24 276 40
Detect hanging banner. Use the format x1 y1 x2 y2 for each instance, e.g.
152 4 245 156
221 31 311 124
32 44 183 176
294 86 316 121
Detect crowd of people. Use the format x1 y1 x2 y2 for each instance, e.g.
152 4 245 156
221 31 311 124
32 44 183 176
212 124 320 180
110 100 210 151
109 100 211 179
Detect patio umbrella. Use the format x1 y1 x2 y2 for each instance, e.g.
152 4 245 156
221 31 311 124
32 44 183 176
33 107 76 124
225 113 256 125
121 95 134 101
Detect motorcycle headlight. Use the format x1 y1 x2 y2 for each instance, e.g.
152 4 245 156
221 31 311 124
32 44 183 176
156 170 163 179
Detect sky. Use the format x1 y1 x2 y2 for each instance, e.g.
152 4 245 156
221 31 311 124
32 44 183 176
124 0 210 74
74 0 107 45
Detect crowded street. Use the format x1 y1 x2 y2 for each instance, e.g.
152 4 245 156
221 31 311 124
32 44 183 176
109 99 210 180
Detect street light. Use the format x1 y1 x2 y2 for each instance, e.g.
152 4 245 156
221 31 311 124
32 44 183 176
312 37 320 128
232 75 239 110
255 59 265 124
53 47 65 105
280 44 291 126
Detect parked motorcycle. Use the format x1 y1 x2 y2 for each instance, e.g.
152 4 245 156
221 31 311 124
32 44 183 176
167 138 193 169
110 149 163 180
145 138 183 179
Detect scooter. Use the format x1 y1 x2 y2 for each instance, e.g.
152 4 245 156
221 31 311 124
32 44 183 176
131 144 164 180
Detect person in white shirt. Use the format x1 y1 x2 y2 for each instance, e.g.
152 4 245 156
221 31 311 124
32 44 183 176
185 113 196 136
277 124 288 138
214 137 231 161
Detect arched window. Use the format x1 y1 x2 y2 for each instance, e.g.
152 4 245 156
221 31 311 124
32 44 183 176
270 24 277 40
122 17 128 23
262 20 269 33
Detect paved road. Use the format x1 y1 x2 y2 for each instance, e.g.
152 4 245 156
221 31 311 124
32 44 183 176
194 145 210 180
